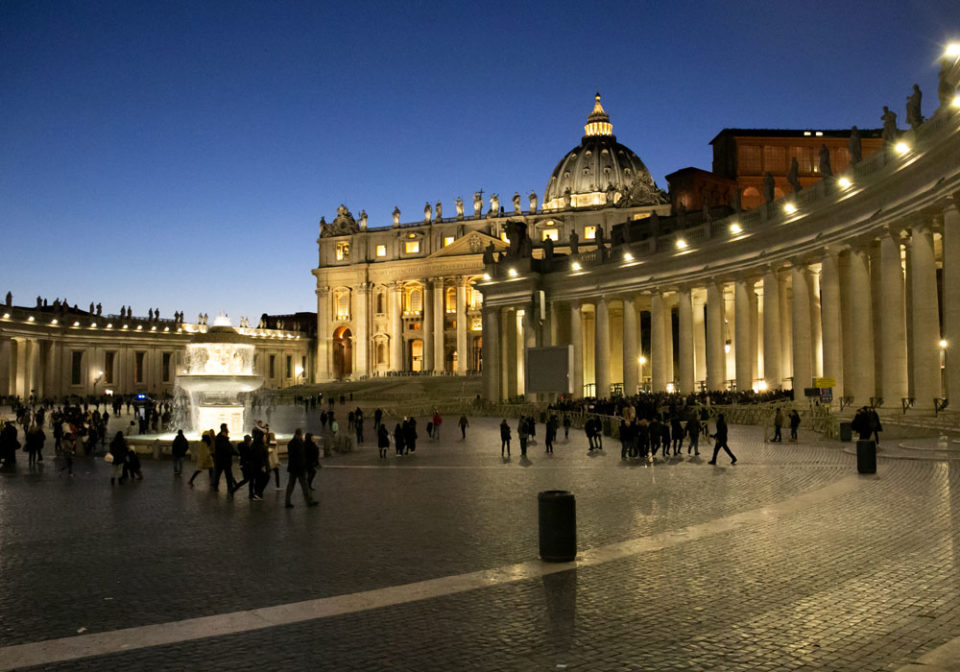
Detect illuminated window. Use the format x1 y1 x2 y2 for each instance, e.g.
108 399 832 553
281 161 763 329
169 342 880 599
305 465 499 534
404 241 420 254
376 244 387 257
542 229 559 241
443 236 455 246
584 226 597 240
335 290 350 320
406 288 422 314
500 232 509 243
335 241 350 260
445 287 456 313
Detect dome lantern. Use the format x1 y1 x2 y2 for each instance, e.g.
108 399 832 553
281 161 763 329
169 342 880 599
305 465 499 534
584 93 613 138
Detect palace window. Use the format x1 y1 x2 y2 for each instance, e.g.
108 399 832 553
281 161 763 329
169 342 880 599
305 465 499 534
104 351 116 384
334 289 350 320
446 287 457 313
162 352 172 383
405 287 422 314
763 145 786 173
335 241 350 261
542 228 559 241
584 226 597 240
269 355 276 379
135 352 145 384
377 342 386 364
404 240 420 254
376 292 385 314
71 351 83 386
286 355 292 379
739 145 762 175
376 244 387 257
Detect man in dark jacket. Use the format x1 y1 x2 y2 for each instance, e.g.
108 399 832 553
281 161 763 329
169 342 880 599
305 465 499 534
171 429 189 476
285 428 318 508
212 424 237 494
708 413 737 465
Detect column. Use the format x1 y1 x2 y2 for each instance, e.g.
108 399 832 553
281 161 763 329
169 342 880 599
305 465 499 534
693 291 706 387
549 301 560 347
433 278 445 374
909 222 941 405
778 269 793 382
422 281 434 373
390 283 403 372
595 298 610 398
944 202 960 400
845 247 876 403
522 303 537 399
482 306 500 401
355 283 369 378
762 269 782 390
622 296 638 396
570 303 584 398
500 308 512 398
651 292 667 392
316 286 330 380
791 264 813 393
706 282 725 390
0 338 11 395
734 278 752 392
456 278 468 375
819 250 842 397
677 288 695 393
879 233 907 403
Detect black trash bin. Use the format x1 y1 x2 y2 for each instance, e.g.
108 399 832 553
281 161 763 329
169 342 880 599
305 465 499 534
538 490 577 562
857 439 876 474
839 422 853 442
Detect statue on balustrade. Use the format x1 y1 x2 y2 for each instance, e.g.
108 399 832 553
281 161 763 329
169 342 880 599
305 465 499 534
906 84 924 130
818 144 832 179
568 229 579 255
543 236 554 260
90 302 95 314
489 193 500 217
455 196 464 219
881 106 898 145
762 172 776 204
787 157 802 192
96 303 102 316
848 126 862 165
512 192 521 214
359 210 368 229
435 201 443 220
528 190 538 213
392 206 401 227
424 202 432 224
4 291 10 307
473 192 482 217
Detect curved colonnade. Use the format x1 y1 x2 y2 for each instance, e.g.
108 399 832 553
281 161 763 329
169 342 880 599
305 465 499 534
479 101 960 410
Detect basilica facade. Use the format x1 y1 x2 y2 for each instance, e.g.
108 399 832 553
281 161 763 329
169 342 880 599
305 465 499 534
312 96 670 381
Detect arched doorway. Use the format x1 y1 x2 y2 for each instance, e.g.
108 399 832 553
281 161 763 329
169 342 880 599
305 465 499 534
333 326 353 379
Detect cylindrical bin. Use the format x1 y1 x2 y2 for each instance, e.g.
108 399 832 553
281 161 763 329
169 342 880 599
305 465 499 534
856 439 876 474
538 490 577 562
839 422 853 442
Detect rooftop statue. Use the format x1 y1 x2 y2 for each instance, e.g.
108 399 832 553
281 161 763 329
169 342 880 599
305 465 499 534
528 190 538 213
818 144 832 179
569 229 579 255
762 172 776 204
787 157 802 192
512 192 521 214
455 196 464 220
392 206 401 227
906 84 924 130
848 126 862 165
424 201 432 224
435 200 443 221
489 193 500 217
359 210 368 229
881 106 898 145
473 192 483 217
321 205 359 237
543 235 554 260
562 187 572 209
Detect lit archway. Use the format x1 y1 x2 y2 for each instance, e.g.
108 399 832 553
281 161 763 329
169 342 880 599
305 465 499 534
333 326 353 379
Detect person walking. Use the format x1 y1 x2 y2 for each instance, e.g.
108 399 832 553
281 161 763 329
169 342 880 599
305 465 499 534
432 409 442 440
212 424 238 494
789 409 801 441
771 407 784 442
708 413 737 465
284 428 318 508
248 429 269 500
305 432 321 489
458 415 469 439
109 431 129 484
60 429 76 476
266 428 281 489
686 416 700 456
232 434 255 497
545 415 557 454
393 421 405 456
500 418 511 458
25 424 45 468
188 430 215 488
171 429 189 476
377 423 390 458
518 416 529 457
562 413 571 441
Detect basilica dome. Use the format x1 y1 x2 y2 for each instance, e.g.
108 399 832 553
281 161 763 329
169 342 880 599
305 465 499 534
544 94 665 210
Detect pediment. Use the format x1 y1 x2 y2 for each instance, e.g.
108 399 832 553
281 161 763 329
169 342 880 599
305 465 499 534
429 231 509 258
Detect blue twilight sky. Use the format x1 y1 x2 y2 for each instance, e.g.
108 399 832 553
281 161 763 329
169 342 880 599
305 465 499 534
1 0 958 323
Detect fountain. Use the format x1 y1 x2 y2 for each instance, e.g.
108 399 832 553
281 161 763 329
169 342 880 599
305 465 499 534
176 315 263 436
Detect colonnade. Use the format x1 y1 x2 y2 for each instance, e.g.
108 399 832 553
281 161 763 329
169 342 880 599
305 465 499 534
482 201 960 408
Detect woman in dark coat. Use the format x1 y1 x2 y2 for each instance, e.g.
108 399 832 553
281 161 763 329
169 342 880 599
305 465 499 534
377 423 390 459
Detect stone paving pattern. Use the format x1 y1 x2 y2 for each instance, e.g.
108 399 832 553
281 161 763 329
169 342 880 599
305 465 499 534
2 407 960 670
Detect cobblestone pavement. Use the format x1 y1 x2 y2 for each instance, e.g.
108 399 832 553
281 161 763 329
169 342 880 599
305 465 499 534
2 409 960 671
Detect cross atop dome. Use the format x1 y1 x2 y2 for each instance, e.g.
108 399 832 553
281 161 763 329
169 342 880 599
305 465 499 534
584 93 613 137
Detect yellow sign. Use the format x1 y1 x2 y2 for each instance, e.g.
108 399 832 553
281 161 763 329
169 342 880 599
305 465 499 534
815 377 835 388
